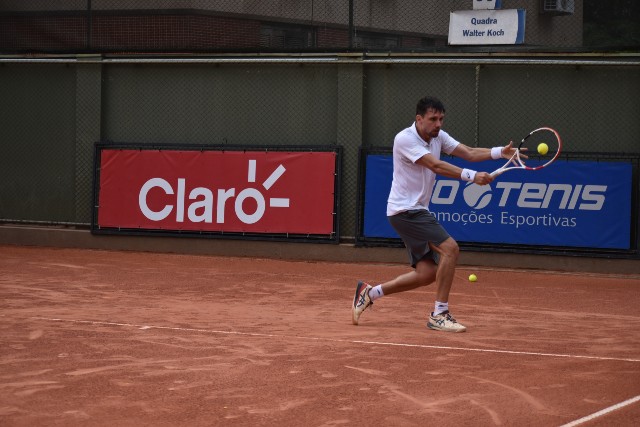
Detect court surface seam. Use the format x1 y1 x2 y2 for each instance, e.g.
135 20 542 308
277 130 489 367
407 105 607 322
30 316 640 363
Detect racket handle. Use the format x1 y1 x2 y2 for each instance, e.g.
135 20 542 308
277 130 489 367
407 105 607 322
489 169 503 178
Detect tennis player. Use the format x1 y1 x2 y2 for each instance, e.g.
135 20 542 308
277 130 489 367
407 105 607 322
352 96 516 332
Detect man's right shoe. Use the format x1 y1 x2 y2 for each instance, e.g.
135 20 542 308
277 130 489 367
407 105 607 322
427 310 467 332
352 281 372 325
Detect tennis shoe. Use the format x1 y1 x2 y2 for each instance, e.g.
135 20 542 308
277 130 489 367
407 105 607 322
352 281 373 325
427 310 467 333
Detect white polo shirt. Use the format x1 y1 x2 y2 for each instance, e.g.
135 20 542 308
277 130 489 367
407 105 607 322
387 122 460 216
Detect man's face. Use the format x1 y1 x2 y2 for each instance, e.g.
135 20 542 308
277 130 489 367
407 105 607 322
416 108 445 141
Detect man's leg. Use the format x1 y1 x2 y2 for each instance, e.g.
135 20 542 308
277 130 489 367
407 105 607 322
380 258 437 296
429 237 459 303
426 237 466 332
354 210 459 327
352 258 436 325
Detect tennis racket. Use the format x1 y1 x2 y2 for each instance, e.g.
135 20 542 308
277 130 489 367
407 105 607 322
490 127 562 178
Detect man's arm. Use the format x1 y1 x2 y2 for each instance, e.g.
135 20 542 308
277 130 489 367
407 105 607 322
450 142 516 162
415 153 494 185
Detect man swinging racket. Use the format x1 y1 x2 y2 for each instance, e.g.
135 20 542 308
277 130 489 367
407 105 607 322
352 96 517 332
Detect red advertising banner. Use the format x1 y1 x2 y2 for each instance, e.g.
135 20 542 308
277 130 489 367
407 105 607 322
96 148 338 236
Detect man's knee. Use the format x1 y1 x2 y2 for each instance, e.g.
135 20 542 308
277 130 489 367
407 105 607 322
435 238 459 258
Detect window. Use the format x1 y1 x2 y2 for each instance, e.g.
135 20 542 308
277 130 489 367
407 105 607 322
260 24 315 49
353 31 398 49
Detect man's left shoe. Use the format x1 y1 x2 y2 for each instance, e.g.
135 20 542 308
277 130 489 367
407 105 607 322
427 310 467 332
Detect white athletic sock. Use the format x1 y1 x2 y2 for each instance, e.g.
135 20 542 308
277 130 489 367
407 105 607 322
434 301 448 315
368 284 384 301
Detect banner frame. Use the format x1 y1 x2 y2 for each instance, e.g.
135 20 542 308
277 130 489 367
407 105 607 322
355 146 640 259
92 142 342 244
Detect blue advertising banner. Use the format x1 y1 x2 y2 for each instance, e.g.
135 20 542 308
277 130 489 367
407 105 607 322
362 154 633 250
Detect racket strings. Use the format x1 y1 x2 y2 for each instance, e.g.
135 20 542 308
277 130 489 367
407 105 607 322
520 130 560 167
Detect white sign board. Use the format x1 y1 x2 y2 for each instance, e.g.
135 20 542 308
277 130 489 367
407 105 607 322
448 9 526 45
473 0 502 10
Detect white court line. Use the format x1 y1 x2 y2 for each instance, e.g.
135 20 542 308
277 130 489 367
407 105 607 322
30 316 640 363
559 395 640 427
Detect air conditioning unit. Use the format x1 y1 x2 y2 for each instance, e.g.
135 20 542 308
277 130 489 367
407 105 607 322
542 0 575 15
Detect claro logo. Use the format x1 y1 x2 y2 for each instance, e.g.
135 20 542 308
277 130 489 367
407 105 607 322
138 160 289 224
431 181 607 211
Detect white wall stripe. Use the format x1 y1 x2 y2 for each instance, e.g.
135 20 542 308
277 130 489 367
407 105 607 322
269 198 289 207
263 165 285 190
247 159 256 182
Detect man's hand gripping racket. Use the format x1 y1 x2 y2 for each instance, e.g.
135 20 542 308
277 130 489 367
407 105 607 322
491 127 562 178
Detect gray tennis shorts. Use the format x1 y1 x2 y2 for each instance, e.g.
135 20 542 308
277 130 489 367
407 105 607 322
388 209 450 268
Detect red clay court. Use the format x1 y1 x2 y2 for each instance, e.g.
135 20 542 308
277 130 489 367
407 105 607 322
1 244 639 426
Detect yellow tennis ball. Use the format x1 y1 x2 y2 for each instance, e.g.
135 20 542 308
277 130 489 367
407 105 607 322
538 142 549 155
468 274 477 282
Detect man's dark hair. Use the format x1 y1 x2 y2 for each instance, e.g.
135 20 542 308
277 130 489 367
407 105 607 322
416 96 445 116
